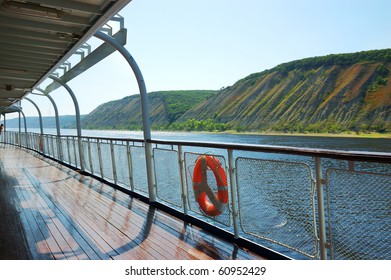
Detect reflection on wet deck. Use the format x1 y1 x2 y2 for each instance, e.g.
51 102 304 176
0 145 264 260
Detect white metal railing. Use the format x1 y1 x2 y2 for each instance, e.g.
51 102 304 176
3 131 391 260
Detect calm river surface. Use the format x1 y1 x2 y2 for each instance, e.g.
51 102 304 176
31 128 391 152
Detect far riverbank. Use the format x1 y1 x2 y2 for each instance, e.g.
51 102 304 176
217 130 391 139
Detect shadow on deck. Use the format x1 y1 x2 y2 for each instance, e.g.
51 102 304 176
0 144 265 260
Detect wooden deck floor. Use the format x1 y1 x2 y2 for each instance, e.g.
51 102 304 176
0 144 265 260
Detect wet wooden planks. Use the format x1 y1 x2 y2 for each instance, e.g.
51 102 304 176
0 145 265 260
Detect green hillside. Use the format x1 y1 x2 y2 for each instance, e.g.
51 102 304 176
5 115 86 129
81 90 216 130
81 49 391 134
177 49 391 133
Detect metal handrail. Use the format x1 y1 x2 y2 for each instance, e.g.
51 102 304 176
17 132 391 163
148 138 391 163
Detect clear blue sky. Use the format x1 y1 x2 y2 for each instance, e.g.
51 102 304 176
17 0 391 118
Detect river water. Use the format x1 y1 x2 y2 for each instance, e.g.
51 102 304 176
19 128 391 152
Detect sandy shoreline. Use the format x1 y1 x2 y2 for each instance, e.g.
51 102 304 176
217 130 391 139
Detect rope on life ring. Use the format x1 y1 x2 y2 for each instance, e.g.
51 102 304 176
192 155 228 217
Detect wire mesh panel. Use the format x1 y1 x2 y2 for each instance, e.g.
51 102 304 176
130 146 148 194
43 135 50 156
326 169 391 260
82 140 91 173
47 136 54 157
22 133 27 147
154 148 182 207
1 132 7 142
184 152 231 227
73 137 83 168
15 133 20 146
24 134 32 151
68 138 77 166
351 161 391 175
61 138 70 164
89 141 101 177
236 157 317 258
51 137 59 159
320 158 348 173
100 142 113 181
114 143 130 188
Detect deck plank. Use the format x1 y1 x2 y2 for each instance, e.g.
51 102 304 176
58 180 209 259
34 171 152 260
0 145 265 260
36 170 208 260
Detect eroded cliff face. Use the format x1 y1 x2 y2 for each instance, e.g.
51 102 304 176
179 61 391 133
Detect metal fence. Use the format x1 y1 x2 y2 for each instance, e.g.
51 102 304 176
326 168 391 260
3 131 391 260
236 157 317 257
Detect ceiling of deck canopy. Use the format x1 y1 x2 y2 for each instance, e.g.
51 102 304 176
0 0 130 114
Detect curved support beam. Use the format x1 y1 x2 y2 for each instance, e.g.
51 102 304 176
17 111 27 134
15 108 28 147
34 88 63 161
49 75 84 171
24 97 44 136
35 88 61 138
24 97 44 152
94 31 151 139
94 30 156 202
0 111 26 144
49 76 82 138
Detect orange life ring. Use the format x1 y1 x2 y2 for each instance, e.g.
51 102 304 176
192 155 228 216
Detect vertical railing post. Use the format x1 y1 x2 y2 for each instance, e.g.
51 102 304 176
228 149 240 239
126 141 134 192
87 139 93 175
50 136 55 157
17 109 27 147
47 136 51 156
57 131 63 161
178 146 188 215
15 111 22 147
18 111 21 146
67 137 72 165
315 157 328 260
110 140 117 184
72 137 78 167
97 139 104 177
67 137 71 165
